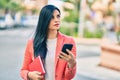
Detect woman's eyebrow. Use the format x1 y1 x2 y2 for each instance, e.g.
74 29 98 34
57 14 60 16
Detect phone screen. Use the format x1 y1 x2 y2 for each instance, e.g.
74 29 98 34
62 44 73 55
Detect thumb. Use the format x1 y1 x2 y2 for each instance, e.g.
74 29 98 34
35 71 41 75
66 49 72 55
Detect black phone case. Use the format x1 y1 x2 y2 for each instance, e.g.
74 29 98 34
62 44 73 55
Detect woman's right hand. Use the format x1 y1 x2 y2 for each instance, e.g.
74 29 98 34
28 71 44 80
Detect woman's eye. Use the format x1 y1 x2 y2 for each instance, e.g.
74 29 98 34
57 15 60 18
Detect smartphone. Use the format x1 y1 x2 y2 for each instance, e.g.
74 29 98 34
62 44 73 55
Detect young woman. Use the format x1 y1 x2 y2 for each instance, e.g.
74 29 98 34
20 5 76 80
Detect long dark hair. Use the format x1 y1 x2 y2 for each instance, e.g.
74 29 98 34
33 5 60 60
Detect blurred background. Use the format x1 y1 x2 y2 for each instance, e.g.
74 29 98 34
0 0 120 80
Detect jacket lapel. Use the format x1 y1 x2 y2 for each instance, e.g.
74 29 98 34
55 32 64 69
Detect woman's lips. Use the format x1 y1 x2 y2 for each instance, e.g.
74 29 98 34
54 24 60 27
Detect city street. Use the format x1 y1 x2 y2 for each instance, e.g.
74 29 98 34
0 27 101 80
0 27 34 80
1 0 120 80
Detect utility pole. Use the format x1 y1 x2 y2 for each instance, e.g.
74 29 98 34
78 0 87 37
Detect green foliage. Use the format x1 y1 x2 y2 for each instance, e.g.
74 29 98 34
60 27 71 35
63 10 79 23
62 0 80 23
116 30 120 45
61 0 80 36
0 0 24 12
83 27 104 38
7 2 23 11
0 0 10 9
60 26 78 37
62 0 76 3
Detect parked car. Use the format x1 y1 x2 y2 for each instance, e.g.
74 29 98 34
0 14 15 30
21 15 38 27
0 16 6 29
0 14 39 30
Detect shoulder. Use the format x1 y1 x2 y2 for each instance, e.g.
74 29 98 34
58 32 75 43
26 38 34 46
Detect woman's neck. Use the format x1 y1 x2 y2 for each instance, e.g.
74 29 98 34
47 30 57 39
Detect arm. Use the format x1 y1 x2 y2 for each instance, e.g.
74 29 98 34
20 40 44 80
64 39 76 79
20 40 32 80
59 38 76 79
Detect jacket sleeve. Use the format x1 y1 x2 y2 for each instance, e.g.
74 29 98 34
64 38 76 79
20 40 33 80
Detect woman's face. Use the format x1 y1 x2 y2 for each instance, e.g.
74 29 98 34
48 9 61 30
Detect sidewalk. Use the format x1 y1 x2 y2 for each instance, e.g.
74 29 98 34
75 57 120 80
74 37 116 45
73 37 120 80
74 38 102 45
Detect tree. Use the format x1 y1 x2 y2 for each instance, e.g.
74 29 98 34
0 0 24 12
62 0 80 23
61 0 80 36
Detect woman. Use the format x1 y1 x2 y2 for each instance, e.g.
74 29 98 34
20 5 76 80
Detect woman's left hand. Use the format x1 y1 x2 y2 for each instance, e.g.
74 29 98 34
59 49 76 68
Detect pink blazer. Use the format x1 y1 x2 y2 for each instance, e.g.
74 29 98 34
20 32 76 80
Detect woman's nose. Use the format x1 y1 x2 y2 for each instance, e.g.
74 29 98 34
55 17 60 22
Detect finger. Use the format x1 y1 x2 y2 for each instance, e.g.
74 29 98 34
66 49 74 57
38 75 44 80
39 75 44 78
60 51 73 61
60 51 68 58
35 71 41 75
59 53 68 61
60 52 71 61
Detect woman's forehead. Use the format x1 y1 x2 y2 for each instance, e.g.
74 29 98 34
53 10 60 15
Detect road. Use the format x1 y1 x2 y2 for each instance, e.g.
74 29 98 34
0 27 100 80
